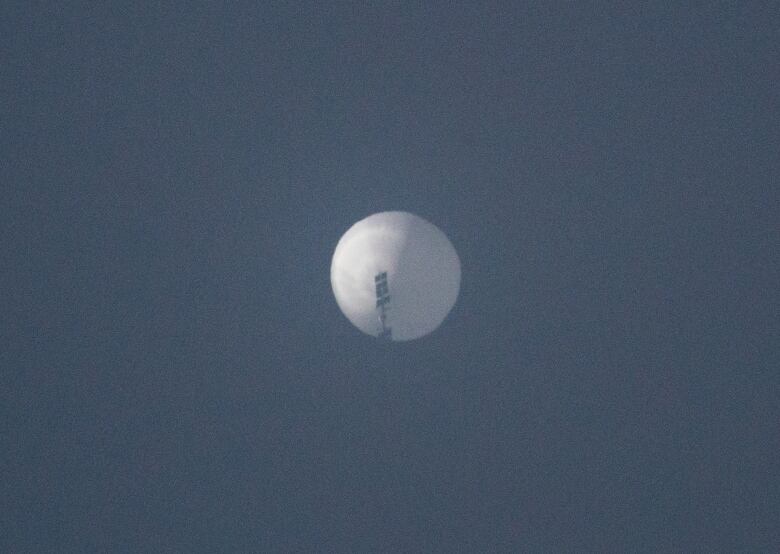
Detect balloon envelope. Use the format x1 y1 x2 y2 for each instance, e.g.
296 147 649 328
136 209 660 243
330 211 460 341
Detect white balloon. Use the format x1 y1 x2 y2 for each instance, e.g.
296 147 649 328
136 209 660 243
330 211 461 341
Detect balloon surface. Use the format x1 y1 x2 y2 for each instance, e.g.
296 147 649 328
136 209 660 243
330 211 460 341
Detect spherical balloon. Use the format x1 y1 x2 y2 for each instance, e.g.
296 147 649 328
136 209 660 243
330 211 461 341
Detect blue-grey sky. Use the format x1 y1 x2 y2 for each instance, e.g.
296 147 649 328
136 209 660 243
3 3 778 551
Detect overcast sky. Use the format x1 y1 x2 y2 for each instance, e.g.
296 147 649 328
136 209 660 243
3 3 778 551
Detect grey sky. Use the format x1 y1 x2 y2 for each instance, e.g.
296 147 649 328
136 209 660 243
3 3 778 551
